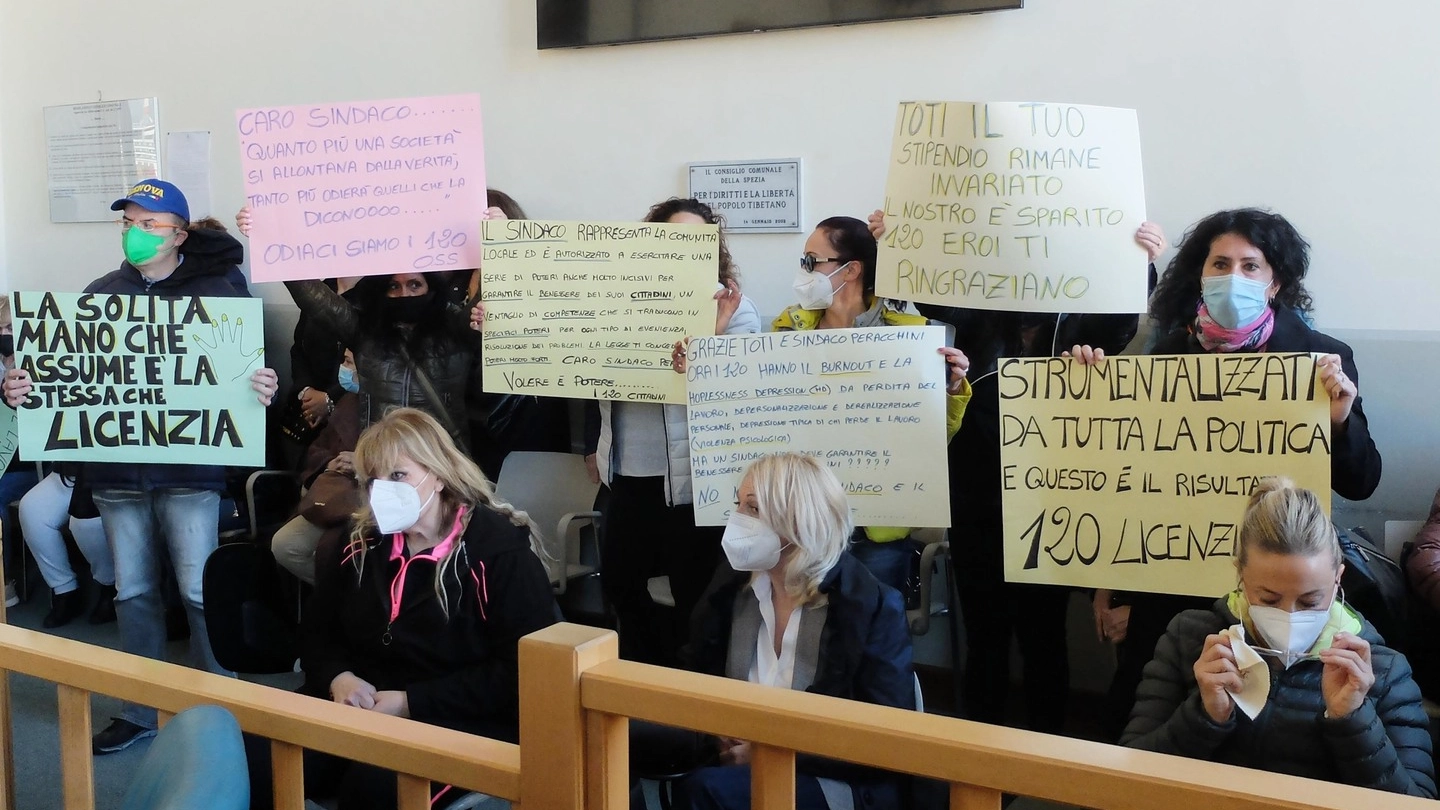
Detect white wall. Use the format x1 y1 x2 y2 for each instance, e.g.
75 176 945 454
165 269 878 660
2 0 1439 331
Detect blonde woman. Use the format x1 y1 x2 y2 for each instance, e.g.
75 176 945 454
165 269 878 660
264 408 557 810
1123 478 1434 797
665 452 914 810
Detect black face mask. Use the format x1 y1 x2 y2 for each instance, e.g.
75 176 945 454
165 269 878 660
381 294 432 324
0 335 13 357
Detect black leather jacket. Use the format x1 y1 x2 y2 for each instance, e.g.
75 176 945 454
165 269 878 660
284 280 481 449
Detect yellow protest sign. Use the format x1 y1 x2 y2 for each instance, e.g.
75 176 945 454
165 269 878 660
479 220 718 404
876 101 1148 314
999 353 1332 597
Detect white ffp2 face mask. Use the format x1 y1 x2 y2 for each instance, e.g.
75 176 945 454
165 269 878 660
721 511 784 572
368 473 436 534
792 263 849 311
1248 603 1331 668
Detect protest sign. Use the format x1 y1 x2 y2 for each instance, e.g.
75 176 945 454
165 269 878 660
237 94 485 282
877 101 1148 314
0 405 16 471
685 326 950 527
13 291 266 466
478 219 718 404
999 353 1332 597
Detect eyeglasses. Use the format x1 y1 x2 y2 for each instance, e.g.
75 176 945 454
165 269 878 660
117 218 183 234
799 254 845 273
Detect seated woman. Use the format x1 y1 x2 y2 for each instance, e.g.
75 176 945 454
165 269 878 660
250 408 558 810
662 452 915 810
1122 478 1435 797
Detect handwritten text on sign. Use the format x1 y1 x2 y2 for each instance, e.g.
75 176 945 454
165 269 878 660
686 326 950 527
999 354 1331 597
479 220 717 404
237 94 485 282
877 102 1148 314
13 292 266 466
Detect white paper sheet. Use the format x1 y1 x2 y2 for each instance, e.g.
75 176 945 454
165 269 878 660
1224 625 1271 720
166 131 212 220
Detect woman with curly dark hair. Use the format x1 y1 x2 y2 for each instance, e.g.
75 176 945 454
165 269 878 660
1079 208 1383 740
586 196 760 666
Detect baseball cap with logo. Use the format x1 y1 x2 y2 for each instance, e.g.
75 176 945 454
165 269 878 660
110 179 189 223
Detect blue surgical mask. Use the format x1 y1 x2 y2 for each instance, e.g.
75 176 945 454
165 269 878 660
1202 274 1271 329
338 365 359 394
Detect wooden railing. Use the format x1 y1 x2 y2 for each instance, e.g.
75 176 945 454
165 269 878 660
518 624 1436 810
0 622 520 810
1 620 1432 809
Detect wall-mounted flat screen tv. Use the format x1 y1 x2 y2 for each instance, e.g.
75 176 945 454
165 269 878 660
537 0 1023 49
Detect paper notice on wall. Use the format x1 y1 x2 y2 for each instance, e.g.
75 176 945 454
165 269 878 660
999 353 1332 597
236 94 486 282
45 98 160 223
685 326 951 527
166 131 212 220
478 219 718 404
13 291 266 466
876 101 1148 314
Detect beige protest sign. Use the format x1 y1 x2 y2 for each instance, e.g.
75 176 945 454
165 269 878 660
877 101 1148 314
1000 353 1331 597
479 220 718 404
685 326 951 527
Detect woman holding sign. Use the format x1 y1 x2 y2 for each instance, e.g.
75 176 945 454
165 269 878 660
1078 208 1383 739
588 197 761 666
768 215 972 595
1122 478 1433 797
867 210 1163 735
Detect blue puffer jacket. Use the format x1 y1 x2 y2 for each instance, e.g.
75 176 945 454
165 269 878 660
82 229 251 493
1122 597 1436 797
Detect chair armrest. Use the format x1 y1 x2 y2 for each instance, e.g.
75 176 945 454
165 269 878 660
908 537 949 636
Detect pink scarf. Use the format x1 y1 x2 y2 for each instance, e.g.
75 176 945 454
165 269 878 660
1194 302 1275 353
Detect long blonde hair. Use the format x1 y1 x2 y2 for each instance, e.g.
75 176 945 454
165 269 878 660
745 453 851 603
348 408 548 616
1236 476 1340 573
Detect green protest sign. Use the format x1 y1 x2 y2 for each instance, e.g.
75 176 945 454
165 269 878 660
0 405 16 471
12 291 266 466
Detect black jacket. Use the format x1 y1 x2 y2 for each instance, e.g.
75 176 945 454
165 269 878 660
918 306 1140 531
287 279 358 407
284 280 480 450
301 506 557 741
82 228 250 492
1151 307 1382 501
1121 599 1435 797
678 553 914 808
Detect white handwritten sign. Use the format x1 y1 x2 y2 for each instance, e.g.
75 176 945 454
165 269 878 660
685 326 951 527
877 101 1148 314
479 219 717 404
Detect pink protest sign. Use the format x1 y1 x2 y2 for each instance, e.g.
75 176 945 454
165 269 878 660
236 94 485 282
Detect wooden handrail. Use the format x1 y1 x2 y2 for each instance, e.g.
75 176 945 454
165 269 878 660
0 624 520 800
576 653 1434 810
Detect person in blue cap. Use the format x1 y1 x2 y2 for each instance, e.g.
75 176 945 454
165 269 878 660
2 178 280 754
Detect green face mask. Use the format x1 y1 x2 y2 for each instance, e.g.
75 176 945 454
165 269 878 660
123 226 172 266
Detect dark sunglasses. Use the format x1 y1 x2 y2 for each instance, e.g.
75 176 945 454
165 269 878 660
799 254 845 273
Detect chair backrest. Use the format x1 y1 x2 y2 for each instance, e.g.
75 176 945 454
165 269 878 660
493 451 599 582
120 705 248 810
202 542 299 674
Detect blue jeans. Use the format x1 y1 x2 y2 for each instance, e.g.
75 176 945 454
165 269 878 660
120 705 248 810
0 467 40 574
93 487 228 728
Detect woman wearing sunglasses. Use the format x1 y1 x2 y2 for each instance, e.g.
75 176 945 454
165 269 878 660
769 216 970 593
1122 477 1434 797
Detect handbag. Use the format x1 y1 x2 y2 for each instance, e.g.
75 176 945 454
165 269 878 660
278 395 319 444
297 470 361 528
